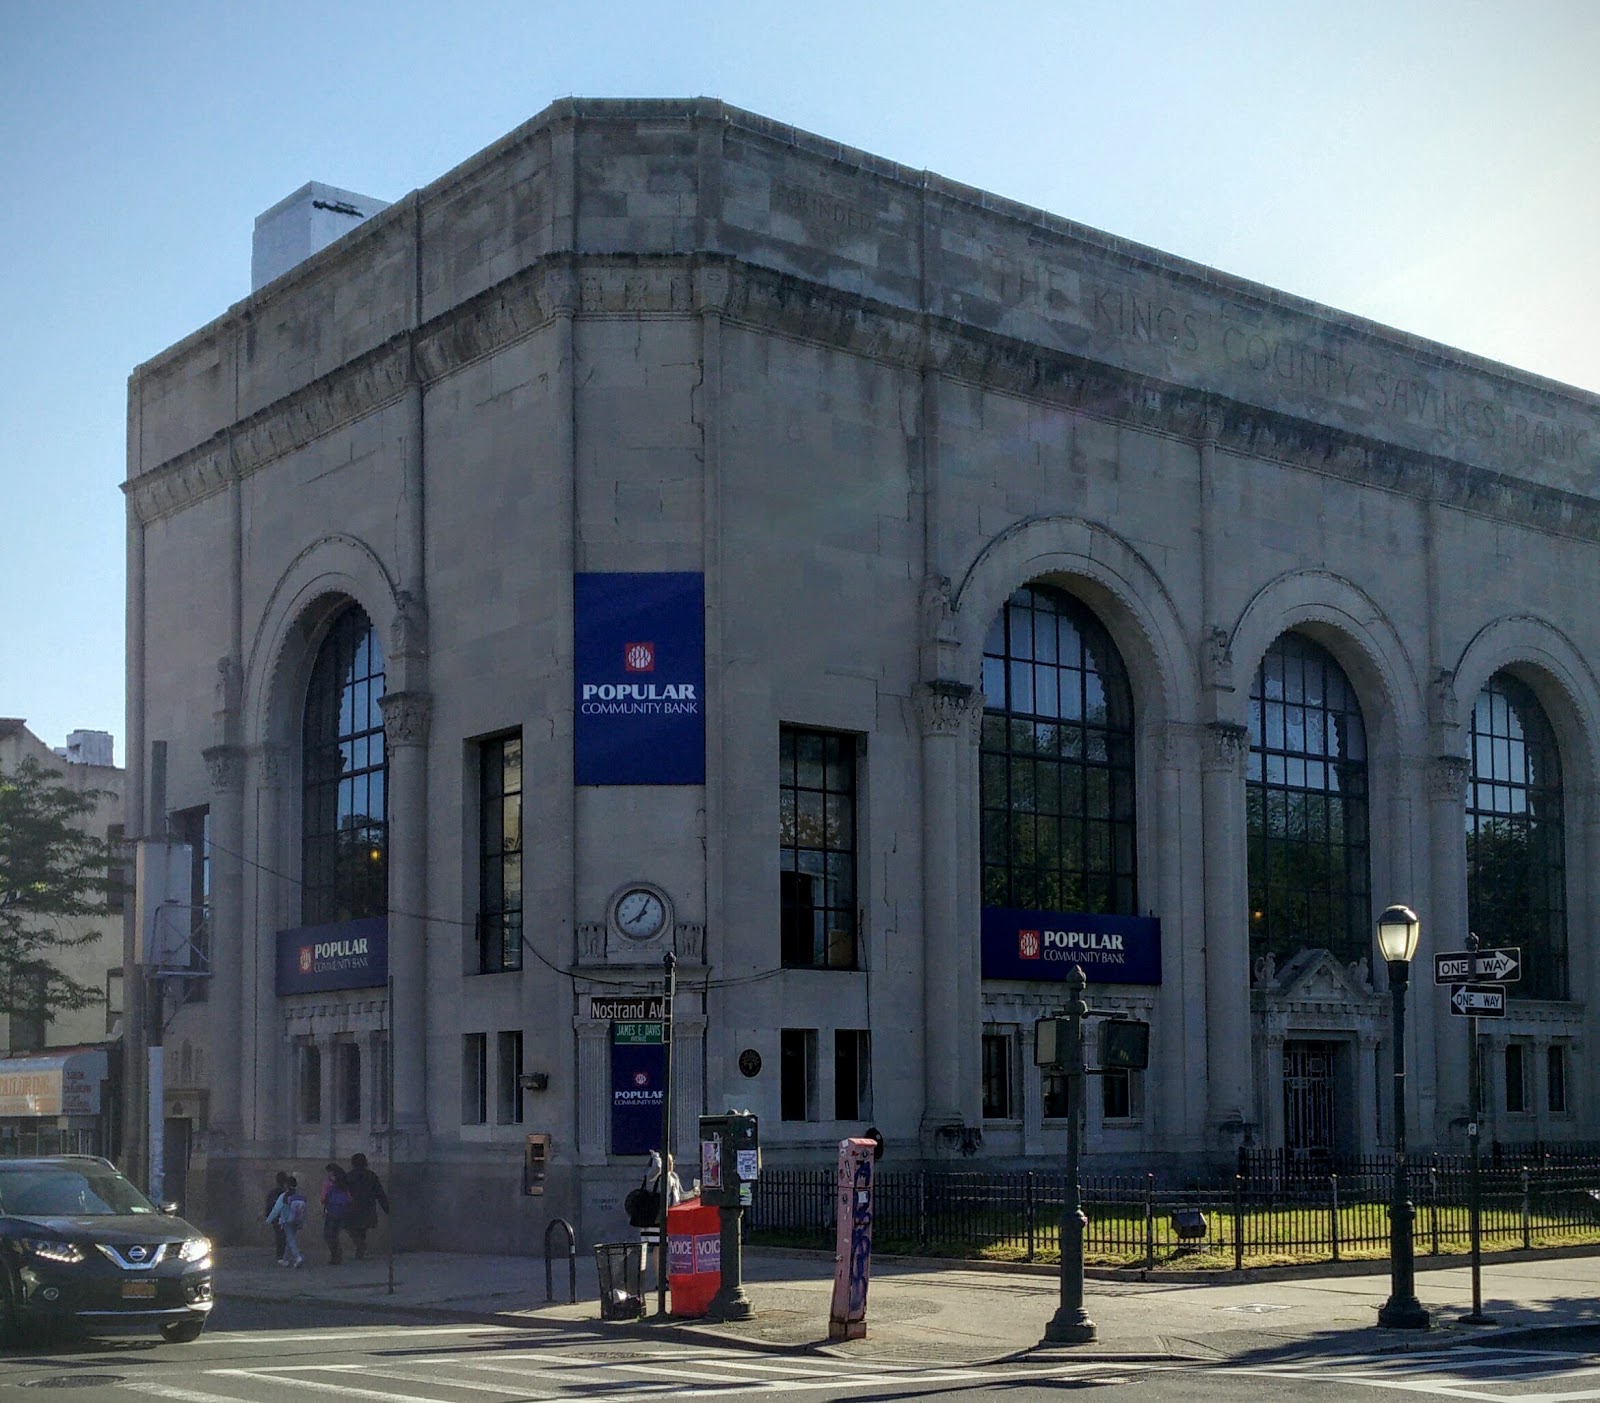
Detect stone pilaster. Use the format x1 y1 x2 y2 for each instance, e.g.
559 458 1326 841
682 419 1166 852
1427 754 1472 1138
575 1018 611 1166
202 743 245 1148
916 680 985 1140
380 690 432 1154
250 743 286 1148
1200 721 1252 1143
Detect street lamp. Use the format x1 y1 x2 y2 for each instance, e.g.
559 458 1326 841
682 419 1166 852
1376 903 1430 1330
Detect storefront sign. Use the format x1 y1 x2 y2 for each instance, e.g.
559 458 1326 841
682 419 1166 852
611 1028 665 1157
981 907 1161 985
575 572 705 785
0 1050 108 1117
275 916 388 995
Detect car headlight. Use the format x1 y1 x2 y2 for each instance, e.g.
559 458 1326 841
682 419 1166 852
20 1238 86 1264
178 1236 212 1264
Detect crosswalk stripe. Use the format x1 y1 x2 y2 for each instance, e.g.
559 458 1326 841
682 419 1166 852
126 1385 259 1403
212 1368 467 1403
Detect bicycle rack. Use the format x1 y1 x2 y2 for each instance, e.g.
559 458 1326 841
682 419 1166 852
544 1217 577 1303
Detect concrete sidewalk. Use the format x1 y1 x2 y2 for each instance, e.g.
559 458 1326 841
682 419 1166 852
215 1242 1600 1365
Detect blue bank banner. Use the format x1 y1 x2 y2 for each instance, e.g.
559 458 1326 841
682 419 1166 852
574 572 705 786
276 916 389 995
610 1031 667 1157
981 907 1162 985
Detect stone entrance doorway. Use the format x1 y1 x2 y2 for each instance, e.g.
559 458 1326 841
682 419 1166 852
1283 1040 1337 1162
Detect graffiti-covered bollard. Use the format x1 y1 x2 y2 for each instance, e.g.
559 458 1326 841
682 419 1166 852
829 1138 876 1340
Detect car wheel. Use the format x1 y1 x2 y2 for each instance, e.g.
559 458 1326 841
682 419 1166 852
159 1318 206 1344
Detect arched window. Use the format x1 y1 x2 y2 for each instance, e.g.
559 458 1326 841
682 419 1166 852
1467 673 1566 1000
302 604 387 925
981 585 1137 915
1247 633 1369 967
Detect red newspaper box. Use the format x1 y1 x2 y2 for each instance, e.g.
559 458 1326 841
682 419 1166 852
666 1197 721 1316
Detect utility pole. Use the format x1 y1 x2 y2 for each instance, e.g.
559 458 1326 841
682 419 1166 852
1044 966 1096 1344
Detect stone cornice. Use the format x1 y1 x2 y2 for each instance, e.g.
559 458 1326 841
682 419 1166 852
125 253 1600 544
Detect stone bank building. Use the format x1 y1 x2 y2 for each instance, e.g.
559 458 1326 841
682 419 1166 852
124 100 1600 1249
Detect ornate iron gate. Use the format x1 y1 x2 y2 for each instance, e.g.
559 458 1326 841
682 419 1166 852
1283 1042 1336 1161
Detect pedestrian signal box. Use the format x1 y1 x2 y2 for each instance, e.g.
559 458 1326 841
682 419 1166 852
1097 1018 1150 1070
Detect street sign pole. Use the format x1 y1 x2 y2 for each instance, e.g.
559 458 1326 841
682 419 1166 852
1461 936 1493 1326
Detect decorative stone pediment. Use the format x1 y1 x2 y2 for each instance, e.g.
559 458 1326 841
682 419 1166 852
1255 947 1375 1009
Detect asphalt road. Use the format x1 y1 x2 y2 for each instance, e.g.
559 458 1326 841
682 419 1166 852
1 1301 1596 1402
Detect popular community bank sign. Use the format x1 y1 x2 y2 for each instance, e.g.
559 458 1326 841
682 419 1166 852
981 908 1162 985
574 572 705 785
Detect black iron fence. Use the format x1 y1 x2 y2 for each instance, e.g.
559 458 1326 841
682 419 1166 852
748 1158 1600 1268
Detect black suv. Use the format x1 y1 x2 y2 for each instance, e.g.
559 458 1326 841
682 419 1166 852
0 1156 213 1343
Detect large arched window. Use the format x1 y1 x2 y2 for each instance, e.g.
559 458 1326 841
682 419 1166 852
302 604 387 925
981 584 1137 915
1467 673 1566 1000
1247 633 1369 968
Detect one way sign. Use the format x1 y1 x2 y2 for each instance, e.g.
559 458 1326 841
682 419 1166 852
1449 984 1507 1017
1433 947 1521 984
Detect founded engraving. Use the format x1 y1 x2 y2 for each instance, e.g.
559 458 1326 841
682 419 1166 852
771 181 874 239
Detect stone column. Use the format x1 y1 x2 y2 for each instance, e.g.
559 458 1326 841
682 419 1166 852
249 743 286 1147
1201 722 1252 1143
379 689 432 1153
574 1017 610 1166
1428 755 1471 1140
916 680 983 1141
202 743 245 1147
1357 1032 1382 1155
1260 1031 1285 1150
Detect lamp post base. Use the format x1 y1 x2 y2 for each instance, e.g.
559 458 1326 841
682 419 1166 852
1377 1297 1431 1330
1044 1307 1098 1344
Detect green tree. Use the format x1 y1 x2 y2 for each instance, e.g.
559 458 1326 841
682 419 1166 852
0 755 113 1029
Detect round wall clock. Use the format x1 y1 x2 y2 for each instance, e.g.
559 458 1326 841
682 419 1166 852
611 885 669 940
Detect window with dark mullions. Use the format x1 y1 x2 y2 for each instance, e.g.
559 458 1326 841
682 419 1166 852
1466 674 1567 1000
779 729 857 969
477 733 523 973
981 585 1138 916
302 605 387 926
1247 633 1370 968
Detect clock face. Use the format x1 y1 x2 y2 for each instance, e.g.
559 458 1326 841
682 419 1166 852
614 887 667 940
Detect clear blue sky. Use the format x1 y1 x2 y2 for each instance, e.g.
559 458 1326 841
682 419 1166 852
3 0 1596 760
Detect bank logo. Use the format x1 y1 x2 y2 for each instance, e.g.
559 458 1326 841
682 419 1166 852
624 642 655 673
299 946 314 974
1018 929 1042 959
632 1071 650 1088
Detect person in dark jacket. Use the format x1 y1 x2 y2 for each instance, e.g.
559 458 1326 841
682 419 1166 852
344 1153 390 1260
321 1163 352 1265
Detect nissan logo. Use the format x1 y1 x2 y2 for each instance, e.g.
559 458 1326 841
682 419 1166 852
128 1246 147 1261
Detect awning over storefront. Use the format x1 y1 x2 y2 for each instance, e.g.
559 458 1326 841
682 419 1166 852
0 1050 109 1117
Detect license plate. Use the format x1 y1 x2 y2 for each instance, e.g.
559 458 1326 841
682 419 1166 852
121 1281 158 1300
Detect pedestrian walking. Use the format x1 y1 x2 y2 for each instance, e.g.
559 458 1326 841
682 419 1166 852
344 1152 390 1261
263 1170 288 1263
321 1163 351 1265
266 1174 306 1267
633 1150 682 1278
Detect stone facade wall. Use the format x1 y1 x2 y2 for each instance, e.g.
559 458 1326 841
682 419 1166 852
126 100 1600 1253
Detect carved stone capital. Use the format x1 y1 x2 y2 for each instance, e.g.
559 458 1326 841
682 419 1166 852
202 744 246 795
1201 722 1249 772
694 264 731 313
576 922 606 964
915 680 982 740
378 690 433 748
1428 755 1471 802
541 266 578 316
